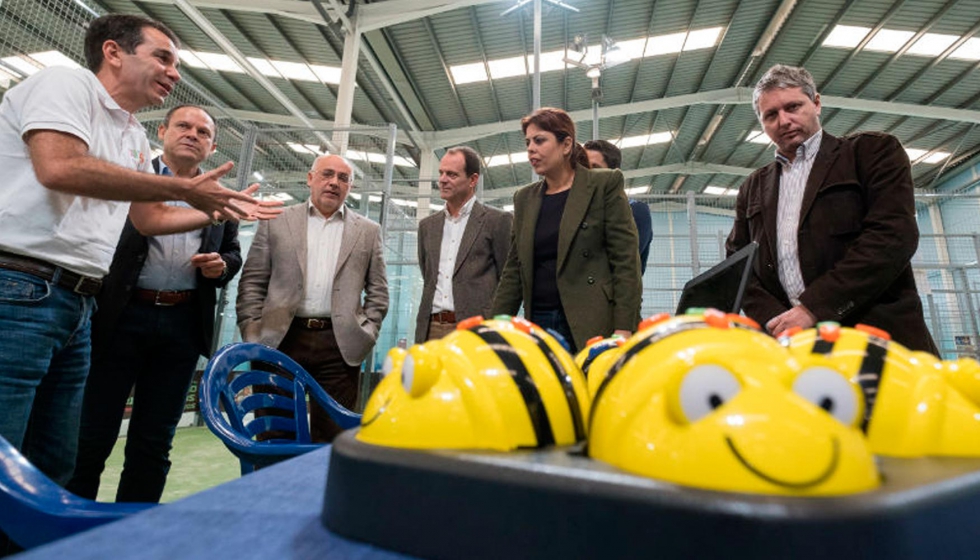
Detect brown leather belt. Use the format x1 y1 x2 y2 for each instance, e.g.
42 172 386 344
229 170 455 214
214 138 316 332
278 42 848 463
294 317 332 330
431 311 456 323
134 288 194 306
0 250 102 296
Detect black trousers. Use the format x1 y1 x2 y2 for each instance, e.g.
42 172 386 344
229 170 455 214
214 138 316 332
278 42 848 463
67 300 201 503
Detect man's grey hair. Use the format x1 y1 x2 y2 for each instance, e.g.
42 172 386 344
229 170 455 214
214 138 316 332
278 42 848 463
752 64 818 118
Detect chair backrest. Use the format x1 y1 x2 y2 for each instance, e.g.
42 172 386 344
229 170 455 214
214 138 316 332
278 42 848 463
0 433 154 549
199 342 361 475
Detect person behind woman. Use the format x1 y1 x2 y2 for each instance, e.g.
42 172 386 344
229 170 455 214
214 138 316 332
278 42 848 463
490 107 642 353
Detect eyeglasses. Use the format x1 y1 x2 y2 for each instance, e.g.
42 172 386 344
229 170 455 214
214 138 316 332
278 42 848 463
315 168 351 185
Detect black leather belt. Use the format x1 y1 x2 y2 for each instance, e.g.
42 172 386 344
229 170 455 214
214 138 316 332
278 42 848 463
294 317 332 330
0 251 102 296
134 288 194 306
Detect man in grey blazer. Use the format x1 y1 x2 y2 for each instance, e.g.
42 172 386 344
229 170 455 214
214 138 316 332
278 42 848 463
416 147 512 342
237 154 388 441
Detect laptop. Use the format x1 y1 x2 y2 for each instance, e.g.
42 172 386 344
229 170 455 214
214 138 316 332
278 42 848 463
675 242 758 315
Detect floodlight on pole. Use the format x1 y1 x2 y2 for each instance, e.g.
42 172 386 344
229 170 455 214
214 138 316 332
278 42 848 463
562 34 628 141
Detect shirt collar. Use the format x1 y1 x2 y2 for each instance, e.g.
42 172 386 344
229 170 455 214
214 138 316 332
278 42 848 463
775 129 823 167
445 195 476 221
308 201 346 221
88 70 140 125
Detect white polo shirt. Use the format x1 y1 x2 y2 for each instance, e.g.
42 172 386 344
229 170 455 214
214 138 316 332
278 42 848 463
0 66 152 277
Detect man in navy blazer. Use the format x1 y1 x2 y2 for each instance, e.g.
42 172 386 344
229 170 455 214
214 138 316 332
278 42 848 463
68 105 243 502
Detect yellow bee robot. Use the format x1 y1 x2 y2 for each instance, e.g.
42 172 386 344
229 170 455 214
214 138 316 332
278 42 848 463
588 310 880 496
357 315 590 451
785 322 980 458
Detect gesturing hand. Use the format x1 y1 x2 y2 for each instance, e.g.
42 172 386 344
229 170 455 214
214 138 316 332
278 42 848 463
183 163 283 221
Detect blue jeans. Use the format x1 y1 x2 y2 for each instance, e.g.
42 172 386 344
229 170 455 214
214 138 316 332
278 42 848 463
529 307 576 354
68 300 201 503
0 269 95 486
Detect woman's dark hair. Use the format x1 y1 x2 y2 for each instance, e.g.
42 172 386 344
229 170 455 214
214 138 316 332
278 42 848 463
85 14 180 72
521 107 590 170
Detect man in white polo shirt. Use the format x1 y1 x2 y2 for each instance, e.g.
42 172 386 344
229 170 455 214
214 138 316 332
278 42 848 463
0 14 279 486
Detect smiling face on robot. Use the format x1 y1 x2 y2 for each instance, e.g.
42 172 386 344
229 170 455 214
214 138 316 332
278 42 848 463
357 316 590 451
587 311 880 496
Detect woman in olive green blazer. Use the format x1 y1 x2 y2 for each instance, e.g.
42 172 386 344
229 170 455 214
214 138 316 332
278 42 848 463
490 108 641 352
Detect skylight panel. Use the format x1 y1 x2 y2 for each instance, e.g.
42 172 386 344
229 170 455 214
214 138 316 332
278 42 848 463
611 132 673 148
271 60 317 82
311 65 342 84
746 131 771 144
704 186 737 195
907 33 959 56
534 50 568 72
905 148 926 161
951 37 980 60
287 142 318 155
194 52 244 73
823 25 871 49
392 155 417 168
1 56 41 76
922 151 951 164
645 31 687 56
617 135 650 148
245 57 278 76
625 186 650 195
504 204 515 212
510 151 529 163
29 51 81 69
865 29 915 53
488 56 525 80
683 27 723 51
485 154 512 167
611 38 646 62
450 62 488 85
178 50 207 69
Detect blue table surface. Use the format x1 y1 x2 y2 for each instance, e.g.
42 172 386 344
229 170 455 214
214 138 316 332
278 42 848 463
15 447 416 559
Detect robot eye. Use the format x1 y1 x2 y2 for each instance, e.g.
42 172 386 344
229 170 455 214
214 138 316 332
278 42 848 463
793 367 861 426
382 354 396 376
399 346 441 398
678 365 742 422
400 355 416 394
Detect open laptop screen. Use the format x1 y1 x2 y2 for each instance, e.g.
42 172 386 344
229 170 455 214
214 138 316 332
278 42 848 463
675 242 758 315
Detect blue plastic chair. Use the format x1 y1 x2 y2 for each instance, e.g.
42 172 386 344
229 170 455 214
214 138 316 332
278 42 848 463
199 342 362 476
0 433 155 549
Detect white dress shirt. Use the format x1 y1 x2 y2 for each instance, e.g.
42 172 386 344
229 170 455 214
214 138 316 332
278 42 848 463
297 203 346 317
775 130 822 306
432 196 476 314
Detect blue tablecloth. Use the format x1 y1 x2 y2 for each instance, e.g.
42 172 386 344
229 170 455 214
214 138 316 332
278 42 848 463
16 447 414 559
